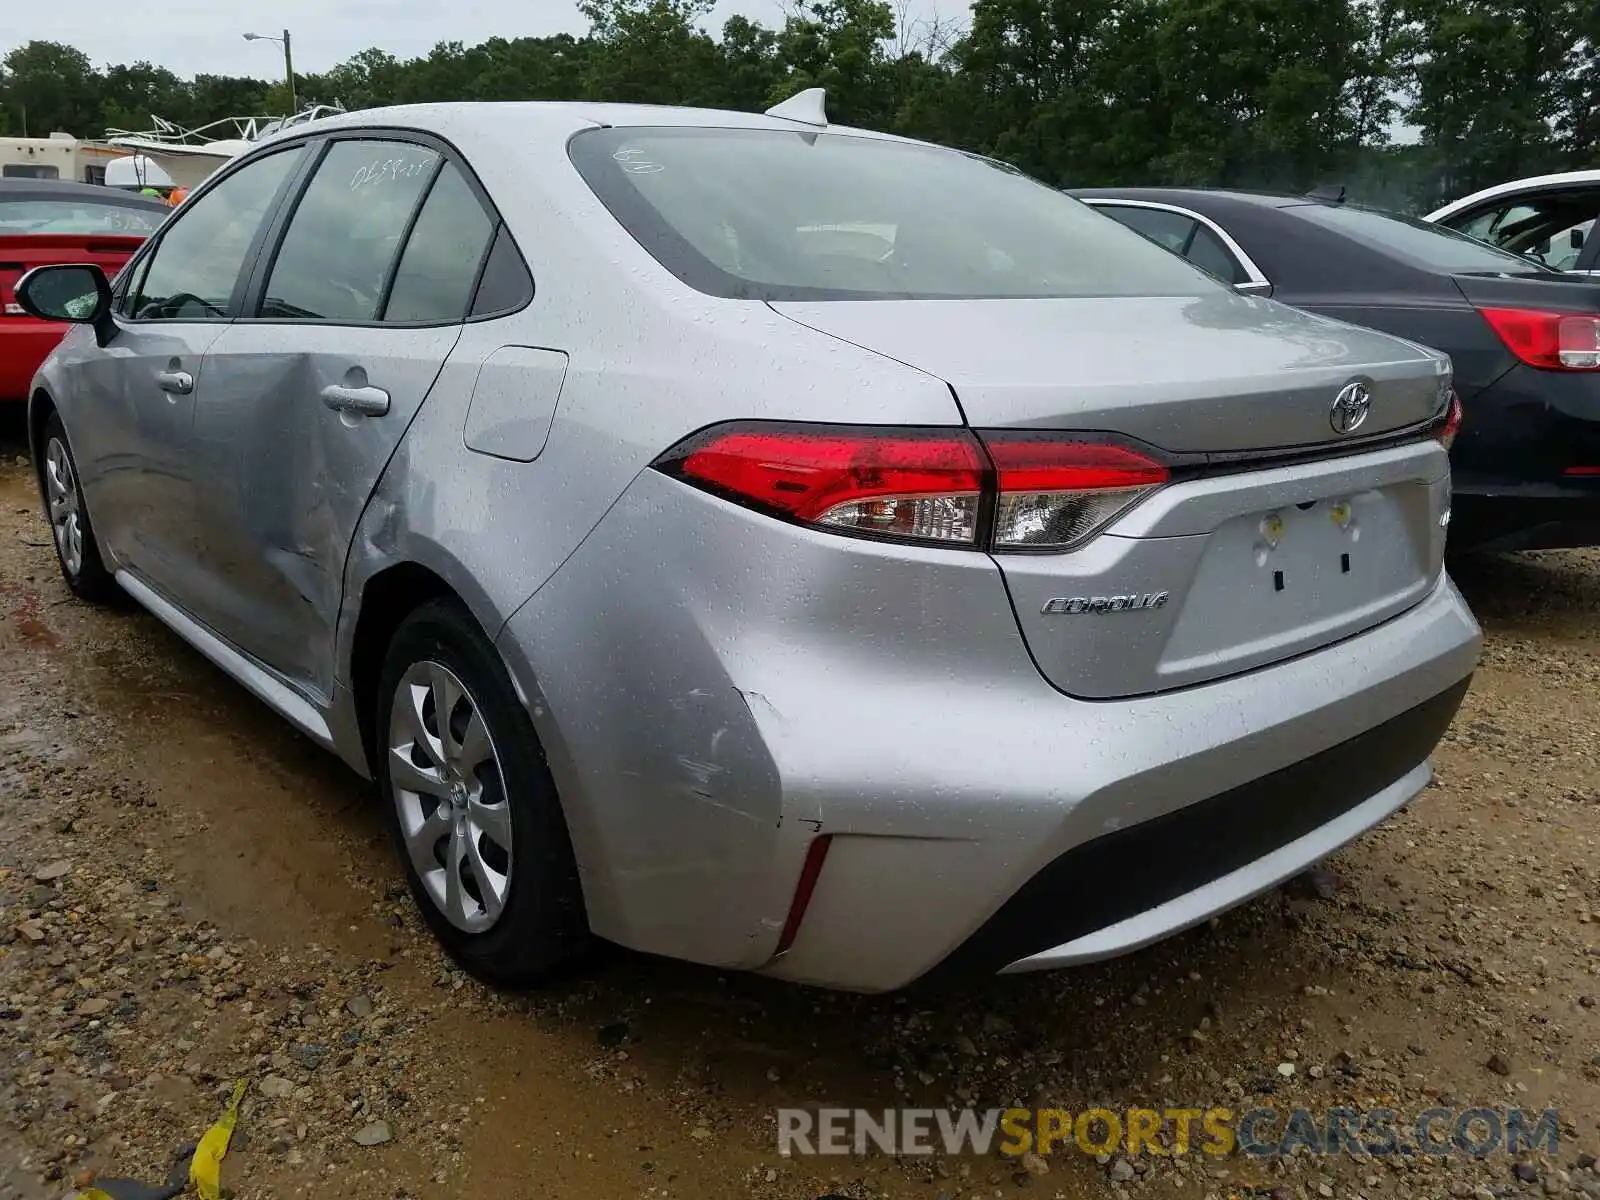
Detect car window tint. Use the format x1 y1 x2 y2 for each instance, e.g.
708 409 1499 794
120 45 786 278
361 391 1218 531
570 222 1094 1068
470 225 535 317
261 140 440 322
569 128 1222 301
1099 205 1196 253
382 162 494 323
131 148 300 320
1297 203 1557 276
1186 224 1247 284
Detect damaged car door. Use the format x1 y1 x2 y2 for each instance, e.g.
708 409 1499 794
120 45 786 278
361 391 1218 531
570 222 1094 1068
188 135 496 699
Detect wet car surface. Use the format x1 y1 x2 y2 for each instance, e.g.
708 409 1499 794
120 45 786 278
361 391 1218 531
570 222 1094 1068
1 415 1599 1198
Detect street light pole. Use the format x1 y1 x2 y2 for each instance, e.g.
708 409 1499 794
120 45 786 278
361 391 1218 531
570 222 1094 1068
243 30 297 115
282 29 297 115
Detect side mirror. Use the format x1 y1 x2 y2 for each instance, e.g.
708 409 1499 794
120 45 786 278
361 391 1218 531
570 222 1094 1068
15 264 115 347
1573 228 1586 250
1234 279 1273 297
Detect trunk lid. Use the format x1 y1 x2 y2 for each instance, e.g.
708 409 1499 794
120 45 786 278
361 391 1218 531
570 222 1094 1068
773 293 1446 451
773 293 1453 698
0 234 145 318
1451 270 1600 313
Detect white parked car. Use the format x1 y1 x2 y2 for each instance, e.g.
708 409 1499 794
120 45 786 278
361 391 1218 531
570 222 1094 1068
1426 170 1600 274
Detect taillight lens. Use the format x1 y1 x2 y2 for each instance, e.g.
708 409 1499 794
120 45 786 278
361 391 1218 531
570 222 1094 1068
1435 389 1462 451
984 436 1169 550
1479 307 1600 370
654 422 1171 551
662 424 986 545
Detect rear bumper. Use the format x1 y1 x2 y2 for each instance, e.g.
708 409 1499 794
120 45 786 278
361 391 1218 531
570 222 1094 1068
957 678 1466 978
500 471 1481 992
0 324 64 400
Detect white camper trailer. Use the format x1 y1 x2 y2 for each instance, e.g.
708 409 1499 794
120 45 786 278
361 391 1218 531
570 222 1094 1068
0 133 125 184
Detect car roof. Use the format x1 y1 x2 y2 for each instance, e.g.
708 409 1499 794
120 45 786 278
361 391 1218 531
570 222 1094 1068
265 99 922 155
0 177 170 210
1425 170 1600 222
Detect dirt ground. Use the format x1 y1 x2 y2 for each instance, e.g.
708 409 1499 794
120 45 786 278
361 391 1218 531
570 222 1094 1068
1 409 1598 1200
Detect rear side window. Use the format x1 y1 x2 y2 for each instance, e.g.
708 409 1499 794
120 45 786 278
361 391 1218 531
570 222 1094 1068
383 162 494 323
260 140 440 322
470 225 534 316
1185 225 1247 285
1100 205 1195 253
1296 204 1556 276
569 127 1218 301
131 147 301 320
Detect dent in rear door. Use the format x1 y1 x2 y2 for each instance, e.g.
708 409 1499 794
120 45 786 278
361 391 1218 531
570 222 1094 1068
181 139 489 698
189 322 464 694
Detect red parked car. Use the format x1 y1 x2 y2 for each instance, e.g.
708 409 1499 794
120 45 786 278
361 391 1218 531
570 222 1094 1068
2 179 170 401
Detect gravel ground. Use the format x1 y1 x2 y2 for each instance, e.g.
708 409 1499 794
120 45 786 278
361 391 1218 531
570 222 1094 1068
1 415 1598 1200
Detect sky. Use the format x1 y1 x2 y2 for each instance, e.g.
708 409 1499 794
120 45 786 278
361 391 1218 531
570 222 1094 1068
0 0 889 81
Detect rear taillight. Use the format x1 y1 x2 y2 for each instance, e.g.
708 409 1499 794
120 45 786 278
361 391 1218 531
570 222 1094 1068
1479 307 1600 370
1435 389 1462 451
984 436 1169 550
667 424 985 544
654 422 1170 551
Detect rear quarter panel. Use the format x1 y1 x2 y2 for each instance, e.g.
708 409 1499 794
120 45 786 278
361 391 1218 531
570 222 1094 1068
338 111 964 681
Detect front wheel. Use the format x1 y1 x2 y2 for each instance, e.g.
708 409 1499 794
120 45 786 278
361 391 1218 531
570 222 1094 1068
376 599 589 985
39 413 120 604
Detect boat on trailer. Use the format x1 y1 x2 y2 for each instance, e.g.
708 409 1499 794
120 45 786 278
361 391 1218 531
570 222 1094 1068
104 104 346 190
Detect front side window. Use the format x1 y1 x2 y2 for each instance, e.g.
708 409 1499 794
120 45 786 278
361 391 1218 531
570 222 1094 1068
569 128 1221 301
260 139 440 322
382 161 494 323
1446 194 1600 269
131 147 301 320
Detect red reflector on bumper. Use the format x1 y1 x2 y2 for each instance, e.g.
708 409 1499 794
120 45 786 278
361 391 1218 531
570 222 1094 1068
774 834 833 957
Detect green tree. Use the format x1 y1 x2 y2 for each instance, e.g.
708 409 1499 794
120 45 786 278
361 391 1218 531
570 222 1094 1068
771 0 898 126
1403 0 1580 197
2 41 102 137
579 0 723 105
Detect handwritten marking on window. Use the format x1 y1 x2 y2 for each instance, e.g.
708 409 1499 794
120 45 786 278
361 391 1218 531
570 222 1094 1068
612 146 664 174
348 156 435 191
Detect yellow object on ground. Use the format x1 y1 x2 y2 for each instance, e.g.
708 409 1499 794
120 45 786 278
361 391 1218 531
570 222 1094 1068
189 1079 249 1200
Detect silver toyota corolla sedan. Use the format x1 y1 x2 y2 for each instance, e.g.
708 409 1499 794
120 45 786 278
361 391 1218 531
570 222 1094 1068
15 92 1481 992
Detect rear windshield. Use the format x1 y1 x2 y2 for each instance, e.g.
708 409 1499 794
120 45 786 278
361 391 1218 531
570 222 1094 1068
0 198 164 236
1292 203 1556 276
568 127 1222 301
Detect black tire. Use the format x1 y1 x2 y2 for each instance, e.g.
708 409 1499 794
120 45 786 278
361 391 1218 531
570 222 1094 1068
376 598 589 985
38 412 121 605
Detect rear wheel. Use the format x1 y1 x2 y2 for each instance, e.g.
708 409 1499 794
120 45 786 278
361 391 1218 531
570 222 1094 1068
40 413 119 604
376 599 589 985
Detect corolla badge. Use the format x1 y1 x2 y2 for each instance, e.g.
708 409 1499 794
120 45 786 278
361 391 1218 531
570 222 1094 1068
1330 382 1372 435
1042 592 1169 615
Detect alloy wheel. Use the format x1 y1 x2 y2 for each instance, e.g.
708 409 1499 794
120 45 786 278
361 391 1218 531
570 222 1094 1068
44 438 84 579
388 661 514 933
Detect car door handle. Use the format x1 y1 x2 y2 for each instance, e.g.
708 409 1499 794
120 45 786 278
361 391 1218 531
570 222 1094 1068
321 383 391 417
156 370 194 395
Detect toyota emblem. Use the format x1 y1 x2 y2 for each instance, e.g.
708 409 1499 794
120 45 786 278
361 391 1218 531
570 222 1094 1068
1330 382 1371 435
